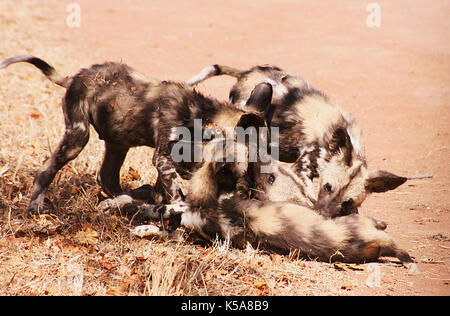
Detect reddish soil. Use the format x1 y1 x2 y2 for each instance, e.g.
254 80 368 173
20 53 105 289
34 0 450 295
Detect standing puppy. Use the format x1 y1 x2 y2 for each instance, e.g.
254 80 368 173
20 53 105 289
186 65 407 217
1 55 291 214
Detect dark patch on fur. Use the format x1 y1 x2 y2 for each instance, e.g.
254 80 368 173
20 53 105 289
329 127 353 167
281 87 302 108
256 65 282 72
229 87 240 104
213 64 222 75
28 57 54 77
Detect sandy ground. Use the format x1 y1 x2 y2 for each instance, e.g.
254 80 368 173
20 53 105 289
1 0 449 296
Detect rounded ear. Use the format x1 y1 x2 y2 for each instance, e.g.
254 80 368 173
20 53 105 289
365 170 407 193
246 82 275 125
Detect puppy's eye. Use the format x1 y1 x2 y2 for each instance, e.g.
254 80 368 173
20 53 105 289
324 183 333 193
267 174 275 185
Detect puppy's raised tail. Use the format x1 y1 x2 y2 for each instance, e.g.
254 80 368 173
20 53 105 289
185 64 243 87
0 55 70 88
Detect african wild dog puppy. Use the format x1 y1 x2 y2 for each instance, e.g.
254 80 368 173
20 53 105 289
1 55 313 214
109 138 413 264
186 64 407 218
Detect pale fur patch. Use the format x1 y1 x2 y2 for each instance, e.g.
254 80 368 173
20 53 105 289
276 203 322 241
98 194 133 211
188 164 217 205
181 212 207 233
72 121 87 132
264 165 314 207
264 78 288 103
343 110 365 159
314 219 349 248
246 203 285 236
246 202 347 246
355 216 393 245
131 224 167 238
295 95 342 144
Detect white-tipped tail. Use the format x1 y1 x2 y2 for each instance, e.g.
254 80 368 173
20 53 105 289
185 64 243 87
0 55 70 88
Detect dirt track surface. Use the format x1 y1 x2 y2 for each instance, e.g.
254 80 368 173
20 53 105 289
1 0 449 295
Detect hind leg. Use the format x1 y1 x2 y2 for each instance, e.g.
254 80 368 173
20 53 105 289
99 143 158 201
28 123 89 214
98 143 128 196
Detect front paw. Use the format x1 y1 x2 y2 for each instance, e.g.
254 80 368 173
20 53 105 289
130 224 168 239
130 224 184 241
27 195 47 216
98 194 133 212
27 204 45 216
